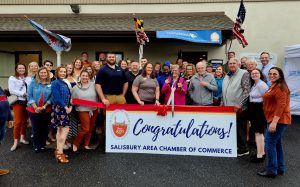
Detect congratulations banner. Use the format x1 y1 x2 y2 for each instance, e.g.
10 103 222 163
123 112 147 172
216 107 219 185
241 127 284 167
106 105 237 157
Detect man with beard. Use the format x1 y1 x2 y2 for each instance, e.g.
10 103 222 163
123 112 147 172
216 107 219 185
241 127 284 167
125 61 141 104
96 52 128 106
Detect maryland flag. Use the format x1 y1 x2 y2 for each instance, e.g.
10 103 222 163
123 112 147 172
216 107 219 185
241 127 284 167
133 17 149 45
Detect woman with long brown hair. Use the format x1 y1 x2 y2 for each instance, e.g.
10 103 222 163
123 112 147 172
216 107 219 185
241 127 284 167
257 67 291 178
73 58 83 81
8 63 32 151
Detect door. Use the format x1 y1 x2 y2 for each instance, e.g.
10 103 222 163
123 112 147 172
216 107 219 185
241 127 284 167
15 51 42 67
180 51 208 65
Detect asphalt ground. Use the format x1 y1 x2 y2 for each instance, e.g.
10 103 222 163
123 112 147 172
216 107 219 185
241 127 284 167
0 115 299 187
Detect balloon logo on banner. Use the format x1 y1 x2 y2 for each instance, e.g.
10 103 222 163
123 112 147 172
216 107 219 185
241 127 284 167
110 110 130 139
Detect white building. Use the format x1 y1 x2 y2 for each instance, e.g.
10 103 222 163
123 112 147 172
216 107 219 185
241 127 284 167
0 0 299 87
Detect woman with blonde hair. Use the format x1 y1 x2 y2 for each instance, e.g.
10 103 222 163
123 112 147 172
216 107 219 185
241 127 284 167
72 58 83 81
28 61 39 78
27 67 52 152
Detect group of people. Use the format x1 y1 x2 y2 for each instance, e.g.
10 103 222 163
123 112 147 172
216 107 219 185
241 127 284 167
0 51 291 178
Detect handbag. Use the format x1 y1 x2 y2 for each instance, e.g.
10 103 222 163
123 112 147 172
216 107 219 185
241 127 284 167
8 95 18 105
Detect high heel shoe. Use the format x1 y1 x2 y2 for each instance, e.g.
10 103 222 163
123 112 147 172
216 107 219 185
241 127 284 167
54 149 68 158
55 153 69 164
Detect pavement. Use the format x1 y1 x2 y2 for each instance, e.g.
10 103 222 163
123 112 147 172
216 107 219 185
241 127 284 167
0 115 299 187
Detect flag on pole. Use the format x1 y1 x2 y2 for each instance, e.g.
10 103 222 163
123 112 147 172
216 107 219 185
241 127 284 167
133 17 149 46
26 17 71 52
232 0 248 48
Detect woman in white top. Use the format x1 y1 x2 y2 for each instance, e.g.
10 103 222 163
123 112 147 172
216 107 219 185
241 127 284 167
248 68 269 163
8 63 32 151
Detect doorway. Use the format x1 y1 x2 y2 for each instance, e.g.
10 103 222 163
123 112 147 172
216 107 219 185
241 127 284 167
180 51 207 65
15 51 42 67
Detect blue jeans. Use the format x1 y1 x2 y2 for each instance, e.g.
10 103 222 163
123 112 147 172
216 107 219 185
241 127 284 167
0 120 6 143
29 112 50 149
265 123 288 174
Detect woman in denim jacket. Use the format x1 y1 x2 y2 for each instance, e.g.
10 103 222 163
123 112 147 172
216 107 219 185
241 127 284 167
27 67 52 152
51 66 72 163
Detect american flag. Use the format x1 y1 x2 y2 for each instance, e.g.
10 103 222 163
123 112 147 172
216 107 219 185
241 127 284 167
232 0 248 48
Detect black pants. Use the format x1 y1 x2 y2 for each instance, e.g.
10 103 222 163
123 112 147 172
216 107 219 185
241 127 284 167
29 112 50 149
237 110 248 150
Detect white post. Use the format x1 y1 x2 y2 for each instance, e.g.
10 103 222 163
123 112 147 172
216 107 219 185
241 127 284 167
56 51 62 67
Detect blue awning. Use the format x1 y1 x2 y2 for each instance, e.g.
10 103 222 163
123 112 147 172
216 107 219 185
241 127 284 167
156 30 222 44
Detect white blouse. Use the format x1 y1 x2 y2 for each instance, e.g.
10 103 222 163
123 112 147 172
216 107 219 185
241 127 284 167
8 76 32 101
249 80 268 103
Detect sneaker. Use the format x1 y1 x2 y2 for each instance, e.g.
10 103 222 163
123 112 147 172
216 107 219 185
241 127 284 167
237 149 250 157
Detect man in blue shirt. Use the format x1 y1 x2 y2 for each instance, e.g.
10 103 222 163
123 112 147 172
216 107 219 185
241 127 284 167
95 52 128 106
259 52 274 86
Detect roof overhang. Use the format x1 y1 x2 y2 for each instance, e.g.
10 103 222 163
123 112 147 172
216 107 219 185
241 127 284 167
0 13 234 44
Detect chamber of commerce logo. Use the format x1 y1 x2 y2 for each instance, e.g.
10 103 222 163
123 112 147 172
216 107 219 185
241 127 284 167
110 110 130 139
210 32 220 42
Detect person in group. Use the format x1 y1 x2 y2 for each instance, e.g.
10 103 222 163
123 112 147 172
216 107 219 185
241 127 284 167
85 64 96 82
224 51 236 73
154 62 162 77
140 58 148 69
206 64 215 76
95 53 128 138
247 68 268 163
213 65 225 106
259 52 274 86
240 57 248 69
27 67 52 152
222 58 251 156
161 65 187 105
126 58 132 71
0 86 12 176
0 86 12 144
182 61 188 75
183 63 196 105
98 52 106 65
119 60 128 71
132 62 160 105
95 52 128 107
157 63 171 90
81 52 91 67
257 67 291 178
246 59 257 73
72 70 98 152
73 58 83 81
43 60 56 81
125 61 141 104
8 63 32 151
65 64 77 88
188 61 217 106
92 61 102 73
28 61 39 78
51 66 72 163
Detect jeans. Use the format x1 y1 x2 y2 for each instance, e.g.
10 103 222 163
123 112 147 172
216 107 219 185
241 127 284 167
265 123 288 174
29 112 51 149
0 120 6 143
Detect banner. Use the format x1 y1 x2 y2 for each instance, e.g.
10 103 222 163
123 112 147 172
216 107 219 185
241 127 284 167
156 30 222 44
106 105 237 157
284 44 300 115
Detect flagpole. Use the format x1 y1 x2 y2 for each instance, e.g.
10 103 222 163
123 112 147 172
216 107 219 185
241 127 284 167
56 51 62 67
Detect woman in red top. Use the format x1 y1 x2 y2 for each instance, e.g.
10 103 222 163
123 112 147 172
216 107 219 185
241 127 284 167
257 67 291 178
